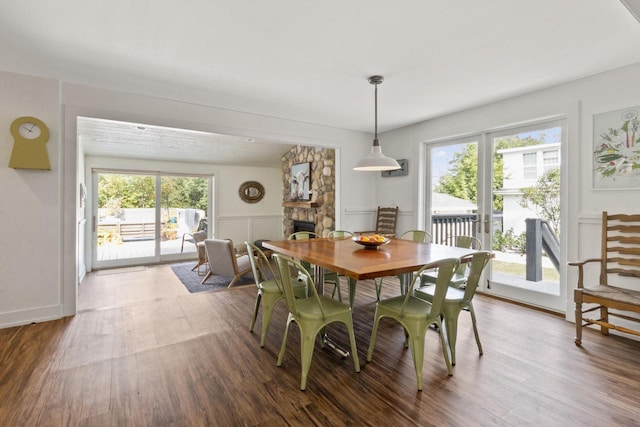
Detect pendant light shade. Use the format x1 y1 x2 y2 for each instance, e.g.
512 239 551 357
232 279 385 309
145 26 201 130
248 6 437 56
354 75 401 171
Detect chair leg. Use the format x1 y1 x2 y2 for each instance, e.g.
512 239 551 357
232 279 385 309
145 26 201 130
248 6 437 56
442 305 461 366
467 302 483 356
299 327 320 391
575 298 583 346
259 294 279 348
228 273 243 288
374 278 383 301
405 322 428 391
344 319 361 373
277 315 294 367
600 306 609 335
435 319 454 377
201 270 213 285
348 278 357 309
330 281 343 302
367 311 382 362
250 292 262 333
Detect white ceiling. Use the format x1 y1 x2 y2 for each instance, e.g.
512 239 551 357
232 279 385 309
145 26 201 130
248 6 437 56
3 1 640 166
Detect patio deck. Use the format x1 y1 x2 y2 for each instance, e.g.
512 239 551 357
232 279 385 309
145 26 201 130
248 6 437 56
97 238 195 261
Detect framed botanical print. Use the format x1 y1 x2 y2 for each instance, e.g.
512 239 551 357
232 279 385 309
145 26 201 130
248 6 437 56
593 106 640 189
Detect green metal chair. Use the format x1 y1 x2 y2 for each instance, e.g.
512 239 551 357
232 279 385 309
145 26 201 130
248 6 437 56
273 253 360 391
374 230 432 300
288 231 344 303
245 242 308 347
367 257 459 391
414 251 492 365
327 230 358 308
420 235 481 288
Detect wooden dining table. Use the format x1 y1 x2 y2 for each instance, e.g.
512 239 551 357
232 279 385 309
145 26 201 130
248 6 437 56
263 236 476 286
263 236 479 357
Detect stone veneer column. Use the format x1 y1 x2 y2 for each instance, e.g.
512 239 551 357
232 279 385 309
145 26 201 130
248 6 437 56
282 145 335 238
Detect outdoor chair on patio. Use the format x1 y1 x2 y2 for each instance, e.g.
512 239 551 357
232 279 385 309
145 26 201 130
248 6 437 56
181 217 208 252
189 230 208 275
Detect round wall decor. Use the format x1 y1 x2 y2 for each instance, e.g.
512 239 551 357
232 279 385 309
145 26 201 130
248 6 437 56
238 181 265 203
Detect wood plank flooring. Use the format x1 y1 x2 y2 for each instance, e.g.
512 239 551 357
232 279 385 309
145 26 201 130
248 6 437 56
1 264 639 426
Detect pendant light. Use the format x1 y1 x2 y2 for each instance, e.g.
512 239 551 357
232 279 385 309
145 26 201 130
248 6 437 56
353 75 401 171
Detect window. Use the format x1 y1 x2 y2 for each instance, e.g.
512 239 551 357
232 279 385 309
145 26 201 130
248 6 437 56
543 149 559 172
523 152 537 180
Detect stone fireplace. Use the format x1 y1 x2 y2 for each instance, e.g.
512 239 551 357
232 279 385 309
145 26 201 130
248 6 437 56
282 145 335 238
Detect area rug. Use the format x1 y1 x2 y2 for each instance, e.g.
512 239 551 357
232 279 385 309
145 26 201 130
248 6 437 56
170 262 256 293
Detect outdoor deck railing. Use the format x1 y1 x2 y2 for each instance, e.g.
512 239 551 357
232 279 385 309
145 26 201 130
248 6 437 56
431 214 478 244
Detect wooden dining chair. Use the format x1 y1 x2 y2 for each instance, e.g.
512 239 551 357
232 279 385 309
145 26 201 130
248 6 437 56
367 258 459 391
415 251 492 365
357 206 399 237
273 253 360 390
245 242 308 347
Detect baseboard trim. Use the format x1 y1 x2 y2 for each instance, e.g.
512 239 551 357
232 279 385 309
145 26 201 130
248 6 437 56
0 304 64 329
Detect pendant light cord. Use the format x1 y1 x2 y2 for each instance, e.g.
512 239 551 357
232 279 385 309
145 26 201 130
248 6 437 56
373 80 379 146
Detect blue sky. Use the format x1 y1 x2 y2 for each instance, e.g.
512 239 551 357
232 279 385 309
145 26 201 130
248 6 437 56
431 126 561 183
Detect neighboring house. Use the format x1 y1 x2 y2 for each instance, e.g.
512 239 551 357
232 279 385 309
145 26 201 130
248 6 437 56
496 142 561 234
431 192 477 214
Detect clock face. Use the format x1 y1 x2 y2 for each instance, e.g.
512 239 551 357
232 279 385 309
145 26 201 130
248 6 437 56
18 122 42 140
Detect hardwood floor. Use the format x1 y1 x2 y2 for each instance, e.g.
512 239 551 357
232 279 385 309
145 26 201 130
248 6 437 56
1 264 639 426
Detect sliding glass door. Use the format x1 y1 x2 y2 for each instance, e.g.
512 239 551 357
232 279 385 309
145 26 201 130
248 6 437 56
426 119 565 311
93 171 210 269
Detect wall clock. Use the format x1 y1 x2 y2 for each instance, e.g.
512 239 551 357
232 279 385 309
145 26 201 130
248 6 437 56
8 116 51 170
238 181 265 203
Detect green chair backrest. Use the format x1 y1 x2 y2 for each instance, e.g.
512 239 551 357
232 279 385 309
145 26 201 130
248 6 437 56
288 231 318 240
450 235 481 250
461 251 492 303
447 235 482 276
273 253 322 317
246 242 281 291
328 230 353 239
399 258 459 316
400 230 431 243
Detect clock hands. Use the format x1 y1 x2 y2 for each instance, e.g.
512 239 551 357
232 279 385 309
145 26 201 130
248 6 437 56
21 124 36 134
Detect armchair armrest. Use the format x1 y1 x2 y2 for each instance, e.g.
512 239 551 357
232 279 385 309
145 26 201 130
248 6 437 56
568 258 602 289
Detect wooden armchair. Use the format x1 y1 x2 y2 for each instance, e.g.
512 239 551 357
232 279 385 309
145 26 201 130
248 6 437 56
569 212 640 346
201 238 252 287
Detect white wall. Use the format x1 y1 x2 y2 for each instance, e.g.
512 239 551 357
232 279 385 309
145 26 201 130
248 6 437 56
378 61 640 317
0 72 62 327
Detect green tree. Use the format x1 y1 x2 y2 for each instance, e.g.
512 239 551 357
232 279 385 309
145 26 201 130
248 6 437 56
435 135 542 212
519 168 561 235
